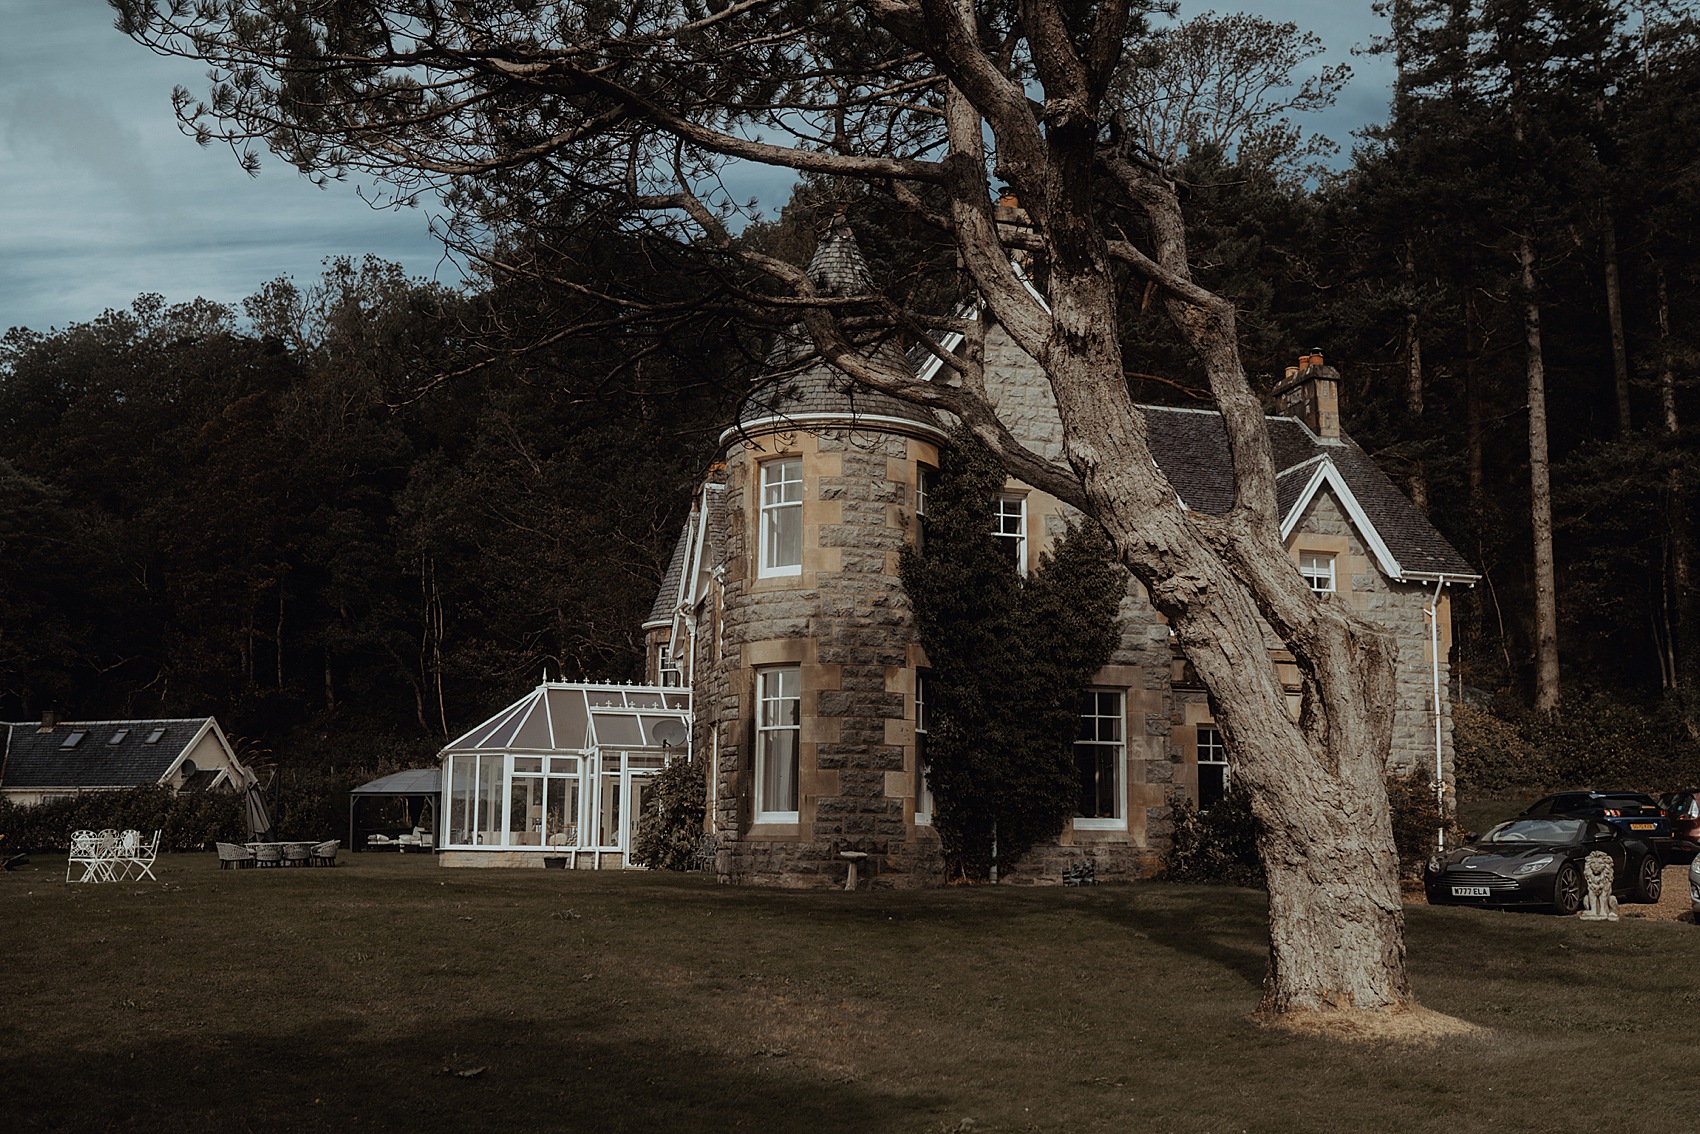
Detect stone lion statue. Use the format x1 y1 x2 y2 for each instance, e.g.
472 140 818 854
1579 850 1619 921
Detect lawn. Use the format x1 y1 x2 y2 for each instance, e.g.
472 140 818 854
3 853 1694 1134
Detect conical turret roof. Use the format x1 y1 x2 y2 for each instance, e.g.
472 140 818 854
730 216 944 442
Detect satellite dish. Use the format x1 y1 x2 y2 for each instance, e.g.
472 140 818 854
179 758 198 777
650 719 688 748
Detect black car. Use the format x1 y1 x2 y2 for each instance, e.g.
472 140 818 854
1424 817 1663 914
1518 791 1671 847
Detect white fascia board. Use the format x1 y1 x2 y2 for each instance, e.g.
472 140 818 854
1279 457 1406 582
914 329 966 384
158 718 216 785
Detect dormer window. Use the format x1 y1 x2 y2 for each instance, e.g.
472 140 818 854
1299 552 1335 594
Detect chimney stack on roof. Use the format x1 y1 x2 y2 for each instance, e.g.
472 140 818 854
1276 348 1342 441
37 709 58 733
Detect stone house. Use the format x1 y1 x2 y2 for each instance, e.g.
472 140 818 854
644 219 1477 888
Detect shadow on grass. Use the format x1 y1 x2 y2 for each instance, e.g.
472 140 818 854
1 1007 940 1134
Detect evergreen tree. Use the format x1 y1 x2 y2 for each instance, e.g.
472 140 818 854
899 430 1123 881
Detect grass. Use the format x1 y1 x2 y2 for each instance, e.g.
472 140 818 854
3 853 1696 1134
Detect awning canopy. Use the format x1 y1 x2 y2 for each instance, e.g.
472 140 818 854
351 767 442 796
441 683 691 755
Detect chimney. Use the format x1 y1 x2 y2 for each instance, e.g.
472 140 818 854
1276 348 1342 440
37 709 58 733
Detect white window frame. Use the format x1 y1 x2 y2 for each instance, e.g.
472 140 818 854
1298 551 1336 594
914 671 933 826
755 666 801 822
1073 689 1125 830
994 493 1028 576
758 458 804 578
1197 726 1230 809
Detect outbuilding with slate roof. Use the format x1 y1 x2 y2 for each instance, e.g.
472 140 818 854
644 218 1477 890
0 715 250 806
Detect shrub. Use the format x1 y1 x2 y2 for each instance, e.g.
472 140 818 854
0 786 244 853
631 756 706 871
1386 770 1444 879
1453 702 1545 798
1162 784 1263 887
1454 693 1700 800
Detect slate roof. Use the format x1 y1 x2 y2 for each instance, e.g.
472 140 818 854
0 718 216 791
1141 406 1477 580
645 520 694 629
731 216 944 441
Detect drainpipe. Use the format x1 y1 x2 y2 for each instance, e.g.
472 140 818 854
1423 578 1448 851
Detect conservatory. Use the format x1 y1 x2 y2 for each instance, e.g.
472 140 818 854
437 681 691 868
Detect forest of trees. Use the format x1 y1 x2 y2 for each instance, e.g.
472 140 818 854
6 3 1691 771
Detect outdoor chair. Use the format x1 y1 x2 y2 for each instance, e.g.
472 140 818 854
254 843 283 868
117 830 160 882
216 842 256 870
67 830 102 883
282 842 312 867
309 839 339 867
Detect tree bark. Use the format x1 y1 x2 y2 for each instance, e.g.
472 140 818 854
1521 233 1561 714
1603 208 1633 437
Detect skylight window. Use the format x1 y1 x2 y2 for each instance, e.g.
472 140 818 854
145 728 167 744
109 729 130 745
60 731 87 749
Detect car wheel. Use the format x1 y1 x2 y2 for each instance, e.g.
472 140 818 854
1632 854 1663 903
1551 862 1583 915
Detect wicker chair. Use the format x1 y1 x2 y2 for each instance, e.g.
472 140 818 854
216 842 256 870
282 842 313 867
309 840 339 867
254 842 283 868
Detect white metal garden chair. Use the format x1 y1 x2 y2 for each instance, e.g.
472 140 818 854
66 830 101 883
114 830 160 882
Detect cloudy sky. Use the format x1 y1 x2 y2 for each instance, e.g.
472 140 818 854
0 0 1394 335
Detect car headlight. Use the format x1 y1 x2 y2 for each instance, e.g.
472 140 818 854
1515 856 1554 875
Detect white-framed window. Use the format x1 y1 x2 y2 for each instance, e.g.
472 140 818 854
915 466 936 552
1074 689 1124 827
759 458 804 577
914 671 933 825
755 666 801 821
994 493 1027 575
1198 726 1229 808
1298 551 1335 594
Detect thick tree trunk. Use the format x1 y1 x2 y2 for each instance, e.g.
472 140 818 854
1521 234 1561 714
1019 159 1415 1020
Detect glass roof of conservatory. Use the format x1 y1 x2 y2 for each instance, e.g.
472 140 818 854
441 682 691 755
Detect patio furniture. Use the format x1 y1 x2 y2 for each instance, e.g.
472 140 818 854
281 842 313 867
254 842 283 868
117 830 160 882
217 842 257 870
67 829 105 883
309 840 339 867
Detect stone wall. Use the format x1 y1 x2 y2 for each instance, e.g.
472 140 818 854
1288 491 1454 787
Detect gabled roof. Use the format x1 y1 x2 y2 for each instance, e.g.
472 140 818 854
1141 406 1477 581
441 682 692 756
0 717 230 791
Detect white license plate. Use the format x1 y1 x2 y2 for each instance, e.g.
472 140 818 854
1451 885 1491 897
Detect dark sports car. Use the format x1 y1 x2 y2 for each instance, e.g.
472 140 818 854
1424 817 1663 914
1518 791 1671 848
